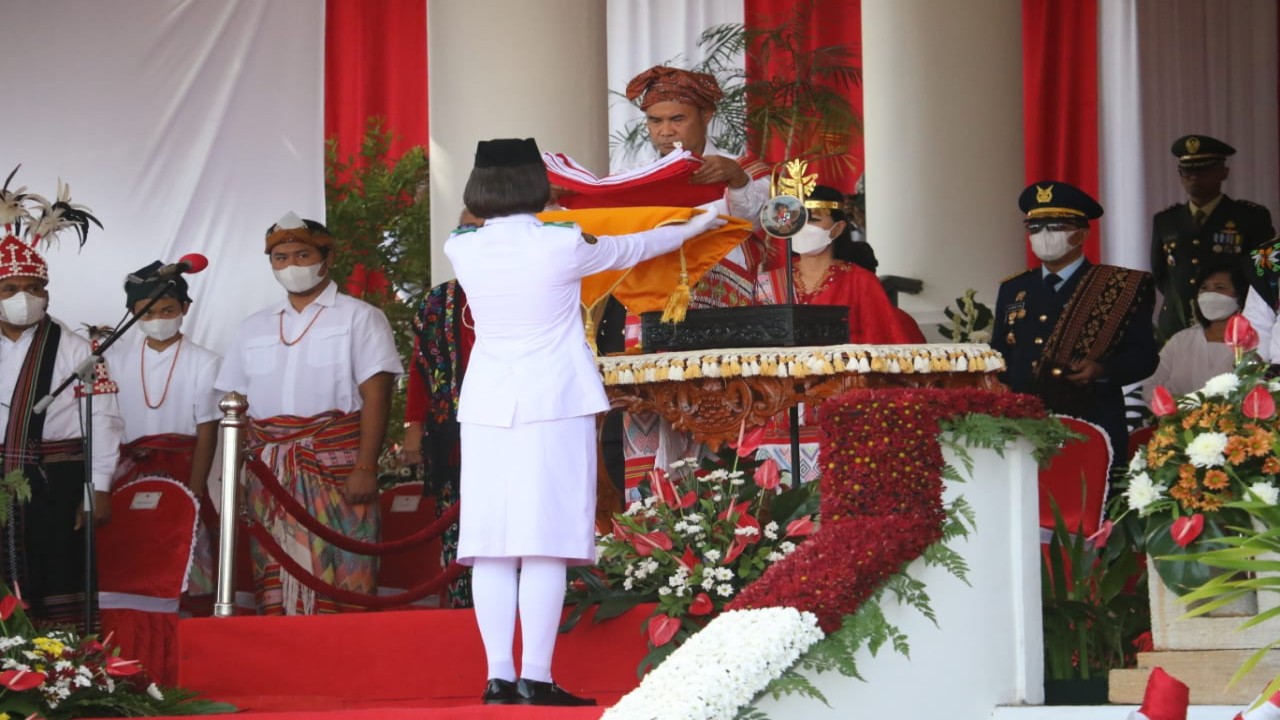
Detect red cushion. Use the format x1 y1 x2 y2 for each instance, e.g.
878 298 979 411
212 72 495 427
1038 416 1111 537
98 477 198 597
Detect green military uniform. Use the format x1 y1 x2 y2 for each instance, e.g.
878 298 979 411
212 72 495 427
1150 135 1274 341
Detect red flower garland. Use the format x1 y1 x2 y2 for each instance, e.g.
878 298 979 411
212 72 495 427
728 388 1045 632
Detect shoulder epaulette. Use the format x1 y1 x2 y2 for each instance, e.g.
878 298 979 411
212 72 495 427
1000 268 1034 283
1236 199 1264 209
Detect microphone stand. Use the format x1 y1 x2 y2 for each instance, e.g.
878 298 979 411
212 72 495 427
785 238 801 487
33 278 178 635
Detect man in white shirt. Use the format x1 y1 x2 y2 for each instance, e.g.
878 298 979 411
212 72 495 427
109 261 221 598
216 213 402 615
0 199 123 628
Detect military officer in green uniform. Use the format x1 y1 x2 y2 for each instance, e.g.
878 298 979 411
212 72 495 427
1151 134 1273 342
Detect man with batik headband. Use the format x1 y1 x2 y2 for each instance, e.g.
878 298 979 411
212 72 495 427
216 213 401 615
990 181 1158 465
1151 134 1273 342
108 262 221 600
625 65 772 307
0 171 123 627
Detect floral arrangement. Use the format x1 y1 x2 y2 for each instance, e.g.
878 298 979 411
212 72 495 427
601 607 824 720
597 387 1068 717
566 437 819 669
1114 314 1276 594
0 586 233 719
937 288 994 344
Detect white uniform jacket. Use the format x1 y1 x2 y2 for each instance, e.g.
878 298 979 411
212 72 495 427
445 214 688 427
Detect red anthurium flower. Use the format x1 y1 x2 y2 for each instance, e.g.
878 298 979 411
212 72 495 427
679 547 699 572
724 538 749 565
1226 314 1255 348
0 669 45 691
732 425 766 458
688 592 714 616
719 501 750 522
736 512 762 544
753 459 782 491
648 469 678 507
105 656 143 677
1132 631 1154 653
1150 386 1177 417
647 614 680 647
678 490 697 509
1171 515 1205 548
610 519 631 542
786 517 816 537
1244 385 1276 420
1241 326 1260 352
0 594 18 621
631 531 673 557
1086 519 1113 549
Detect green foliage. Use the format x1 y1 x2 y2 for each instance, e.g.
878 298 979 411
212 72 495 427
0 469 31 527
611 0 860 174
1041 497 1149 681
1166 499 1280 694
938 288 995 343
940 413 1080 470
323 118 430 447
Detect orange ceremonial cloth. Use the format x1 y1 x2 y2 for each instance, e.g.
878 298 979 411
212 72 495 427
538 207 753 314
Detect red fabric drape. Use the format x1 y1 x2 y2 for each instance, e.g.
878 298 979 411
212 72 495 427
1022 0 1100 265
744 0 863 193
324 0 429 164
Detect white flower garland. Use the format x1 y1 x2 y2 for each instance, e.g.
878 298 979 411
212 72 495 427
597 343 1004 387
602 607 823 720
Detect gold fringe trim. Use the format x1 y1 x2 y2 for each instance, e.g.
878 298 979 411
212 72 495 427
596 343 1006 387
660 248 691 324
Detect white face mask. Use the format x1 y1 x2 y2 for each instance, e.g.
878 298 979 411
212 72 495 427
139 316 182 342
0 292 47 327
1197 291 1239 321
790 223 835 256
1028 229 1078 262
273 263 327 294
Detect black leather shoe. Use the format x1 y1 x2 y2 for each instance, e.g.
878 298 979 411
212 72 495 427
514 678 597 706
481 678 517 704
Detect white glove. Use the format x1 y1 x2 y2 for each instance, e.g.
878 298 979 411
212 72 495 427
677 205 728 240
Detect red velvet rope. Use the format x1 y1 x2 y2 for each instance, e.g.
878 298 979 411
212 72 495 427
245 456 460 556
244 520 466 608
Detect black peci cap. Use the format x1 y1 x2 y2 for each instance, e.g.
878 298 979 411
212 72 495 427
474 138 543 169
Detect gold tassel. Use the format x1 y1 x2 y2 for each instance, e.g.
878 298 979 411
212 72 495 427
660 248 691 324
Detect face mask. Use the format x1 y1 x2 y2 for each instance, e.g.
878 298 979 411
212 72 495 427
790 223 835 256
0 292 47 327
1197 291 1239 321
1028 229 1078 262
274 263 326 294
139 316 182 342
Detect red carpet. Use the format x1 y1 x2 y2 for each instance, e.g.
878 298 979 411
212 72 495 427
176 605 654 718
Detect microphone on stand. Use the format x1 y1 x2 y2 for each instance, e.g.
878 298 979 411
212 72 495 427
126 253 209 284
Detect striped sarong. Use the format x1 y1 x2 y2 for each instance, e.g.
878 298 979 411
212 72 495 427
247 411 376 615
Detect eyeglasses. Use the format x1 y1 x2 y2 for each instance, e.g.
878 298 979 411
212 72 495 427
1025 221 1082 234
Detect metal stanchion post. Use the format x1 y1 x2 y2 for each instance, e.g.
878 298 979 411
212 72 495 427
213 392 248 618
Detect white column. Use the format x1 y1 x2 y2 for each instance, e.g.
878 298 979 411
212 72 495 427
428 0 608 283
861 0 1025 336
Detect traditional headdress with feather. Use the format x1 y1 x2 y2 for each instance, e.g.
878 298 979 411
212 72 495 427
0 165 102 282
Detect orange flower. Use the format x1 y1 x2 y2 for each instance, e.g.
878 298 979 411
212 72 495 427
1263 456 1280 475
1202 469 1230 490
1248 426 1274 457
1217 416 1238 434
1226 436 1250 465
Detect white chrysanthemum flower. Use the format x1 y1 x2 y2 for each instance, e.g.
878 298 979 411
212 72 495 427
1124 472 1165 513
764 521 779 540
716 584 735 597
1269 379 1280 393
1201 372 1240 398
715 568 734 581
704 549 722 563
734 526 759 537
1128 449 1146 472
701 575 716 590
1250 481 1280 505
685 513 703 524
147 683 164 701
658 587 672 596
767 551 785 562
1186 432 1229 468
623 578 635 591
780 541 797 554
669 459 687 469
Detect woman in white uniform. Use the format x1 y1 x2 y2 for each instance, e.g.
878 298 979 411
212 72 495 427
445 138 724 706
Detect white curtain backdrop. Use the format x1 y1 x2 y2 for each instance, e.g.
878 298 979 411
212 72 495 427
606 0 745 172
0 0 326 356
1100 0 1278 272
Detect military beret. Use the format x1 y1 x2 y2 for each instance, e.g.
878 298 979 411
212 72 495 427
1018 181 1103 221
1171 134 1235 168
